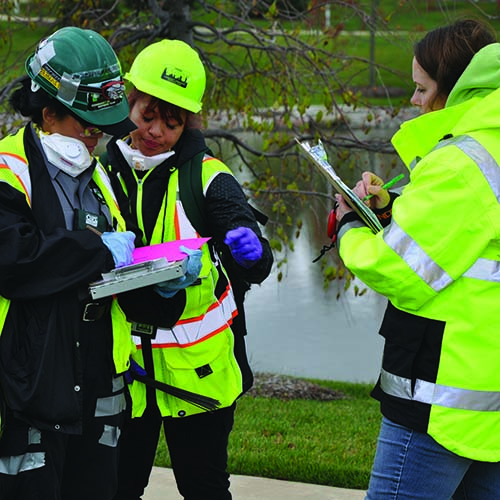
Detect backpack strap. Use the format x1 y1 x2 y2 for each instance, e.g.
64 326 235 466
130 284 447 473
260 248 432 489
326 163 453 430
178 149 211 236
179 149 268 236
251 204 269 226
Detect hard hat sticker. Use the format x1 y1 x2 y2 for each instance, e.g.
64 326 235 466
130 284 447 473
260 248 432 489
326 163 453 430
161 67 188 88
86 81 125 111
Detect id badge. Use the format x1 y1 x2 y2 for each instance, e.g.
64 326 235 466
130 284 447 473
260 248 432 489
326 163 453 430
74 208 107 232
131 322 157 338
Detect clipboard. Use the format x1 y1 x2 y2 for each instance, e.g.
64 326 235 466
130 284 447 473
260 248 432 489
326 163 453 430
89 257 187 300
88 237 210 300
296 138 383 234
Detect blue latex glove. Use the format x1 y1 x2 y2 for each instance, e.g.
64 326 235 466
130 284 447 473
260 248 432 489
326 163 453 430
101 231 135 268
224 227 263 268
124 358 147 384
154 245 203 298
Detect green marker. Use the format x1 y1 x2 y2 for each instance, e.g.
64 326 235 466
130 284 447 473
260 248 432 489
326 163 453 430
362 173 405 201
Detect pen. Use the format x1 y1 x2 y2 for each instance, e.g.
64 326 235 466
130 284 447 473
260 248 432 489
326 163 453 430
362 173 405 201
86 224 103 237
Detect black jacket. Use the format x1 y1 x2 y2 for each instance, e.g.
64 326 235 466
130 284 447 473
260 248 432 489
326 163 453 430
0 125 117 434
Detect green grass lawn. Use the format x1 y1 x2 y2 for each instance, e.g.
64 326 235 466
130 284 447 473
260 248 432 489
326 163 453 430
154 379 381 490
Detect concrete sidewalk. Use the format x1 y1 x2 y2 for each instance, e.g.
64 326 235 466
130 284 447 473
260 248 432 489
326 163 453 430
144 467 366 499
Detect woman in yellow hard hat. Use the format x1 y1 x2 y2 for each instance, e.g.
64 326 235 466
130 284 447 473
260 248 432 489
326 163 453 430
104 39 273 500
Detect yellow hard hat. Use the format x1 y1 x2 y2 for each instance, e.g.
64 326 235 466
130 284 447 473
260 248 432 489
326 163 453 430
125 39 206 113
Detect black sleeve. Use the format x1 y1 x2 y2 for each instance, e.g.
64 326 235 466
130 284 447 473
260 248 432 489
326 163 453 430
116 286 186 328
0 183 115 300
205 172 273 285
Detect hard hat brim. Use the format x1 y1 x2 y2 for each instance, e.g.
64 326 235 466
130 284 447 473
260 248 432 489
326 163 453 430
98 116 137 137
69 97 135 137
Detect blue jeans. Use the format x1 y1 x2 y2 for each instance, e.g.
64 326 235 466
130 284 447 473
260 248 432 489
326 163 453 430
366 417 500 500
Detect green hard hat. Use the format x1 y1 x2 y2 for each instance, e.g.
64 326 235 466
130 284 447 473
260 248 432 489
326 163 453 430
26 27 135 136
125 39 206 113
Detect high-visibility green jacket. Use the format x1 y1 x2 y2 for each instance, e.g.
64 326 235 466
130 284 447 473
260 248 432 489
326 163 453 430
337 43 500 461
0 125 133 432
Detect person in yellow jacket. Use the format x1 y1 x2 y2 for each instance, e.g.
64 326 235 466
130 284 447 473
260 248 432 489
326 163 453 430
0 27 137 500
334 19 500 499
103 40 273 500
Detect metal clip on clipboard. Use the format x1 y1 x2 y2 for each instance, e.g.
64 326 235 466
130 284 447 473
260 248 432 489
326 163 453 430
89 257 188 300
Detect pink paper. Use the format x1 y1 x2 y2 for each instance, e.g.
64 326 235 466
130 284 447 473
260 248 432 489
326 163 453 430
132 238 211 264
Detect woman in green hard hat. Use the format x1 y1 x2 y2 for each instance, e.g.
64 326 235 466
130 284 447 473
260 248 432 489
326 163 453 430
104 40 273 500
0 27 137 500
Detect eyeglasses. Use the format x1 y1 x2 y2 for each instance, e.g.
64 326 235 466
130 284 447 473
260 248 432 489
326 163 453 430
79 124 103 138
69 111 103 137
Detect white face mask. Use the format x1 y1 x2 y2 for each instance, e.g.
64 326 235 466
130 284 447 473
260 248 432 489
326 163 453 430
39 133 93 177
116 139 175 171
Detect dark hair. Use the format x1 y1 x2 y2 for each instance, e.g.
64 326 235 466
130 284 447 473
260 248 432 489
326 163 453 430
9 76 69 126
128 87 202 130
414 19 496 107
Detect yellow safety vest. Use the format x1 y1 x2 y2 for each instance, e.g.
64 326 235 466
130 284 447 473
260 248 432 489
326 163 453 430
0 127 132 374
127 154 242 418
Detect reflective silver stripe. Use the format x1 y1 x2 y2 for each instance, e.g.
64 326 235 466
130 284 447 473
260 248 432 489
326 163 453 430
0 452 45 474
176 200 198 239
0 154 32 204
434 135 500 201
434 136 500 284
380 368 500 412
148 287 237 347
380 367 413 399
383 221 453 292
347 135 500 290
463 258 500 282
98 424 121 447
113 375 125 392
133 286 237 348
95 391 126 417
28 427 41 445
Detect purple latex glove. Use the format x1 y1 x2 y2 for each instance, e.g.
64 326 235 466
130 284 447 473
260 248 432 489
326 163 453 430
224 227 263 268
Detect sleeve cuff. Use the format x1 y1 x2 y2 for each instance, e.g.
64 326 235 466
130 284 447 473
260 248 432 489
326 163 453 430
371 191 399 228
336 211 364 236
